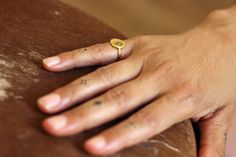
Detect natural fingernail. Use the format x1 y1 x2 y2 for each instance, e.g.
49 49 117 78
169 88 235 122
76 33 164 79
46 116 67 130
38 93 61 111
86 136 107 149
43 56 60 67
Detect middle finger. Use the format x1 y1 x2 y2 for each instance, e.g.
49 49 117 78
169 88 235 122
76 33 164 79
42 70 169 136
38 59 141 113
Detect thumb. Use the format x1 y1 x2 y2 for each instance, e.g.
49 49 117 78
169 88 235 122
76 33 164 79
197 105 234 157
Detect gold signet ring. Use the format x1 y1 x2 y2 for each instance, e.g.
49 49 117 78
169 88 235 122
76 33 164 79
110 38 126 61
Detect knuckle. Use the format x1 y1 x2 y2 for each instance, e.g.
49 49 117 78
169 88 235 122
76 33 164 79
137 61 174 94
179 80 201 100
175 80 202 114
96 67 114 83
155 60 174 75
90 44 107 62
105 88 129 108
206 9 230 22
93 44 106 52
132 35 148 44
132 109 159 129
142 47 158 60
143 60 173 82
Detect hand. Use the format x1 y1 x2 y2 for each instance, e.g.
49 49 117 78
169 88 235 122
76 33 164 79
38 8 236 156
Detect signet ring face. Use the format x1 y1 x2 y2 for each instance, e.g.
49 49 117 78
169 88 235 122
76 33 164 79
110 38 126 61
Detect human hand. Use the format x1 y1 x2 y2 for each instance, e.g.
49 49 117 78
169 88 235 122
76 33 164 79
38 9 236 156
226 116 236 157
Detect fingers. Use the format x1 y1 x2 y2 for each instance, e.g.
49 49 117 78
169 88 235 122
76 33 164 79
38 59 141 113
40 61 173 136
41 71 168 136
84 90 196 155
42 39 134 72
198 105 234 157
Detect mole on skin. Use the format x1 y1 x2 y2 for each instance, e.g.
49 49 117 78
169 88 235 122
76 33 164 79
80 79 88 85
94 100 102 106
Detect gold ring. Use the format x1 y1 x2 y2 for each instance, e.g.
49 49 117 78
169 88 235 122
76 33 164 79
110 38 126 61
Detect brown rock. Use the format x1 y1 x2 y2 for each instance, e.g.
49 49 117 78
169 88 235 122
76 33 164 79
0 0 196 156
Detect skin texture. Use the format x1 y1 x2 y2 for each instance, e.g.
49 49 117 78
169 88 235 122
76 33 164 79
226 116 236 157
38 5 236 157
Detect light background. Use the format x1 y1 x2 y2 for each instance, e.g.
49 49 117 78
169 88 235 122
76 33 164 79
61 0 235 37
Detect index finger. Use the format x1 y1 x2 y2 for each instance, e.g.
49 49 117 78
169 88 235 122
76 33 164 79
42 39 135 72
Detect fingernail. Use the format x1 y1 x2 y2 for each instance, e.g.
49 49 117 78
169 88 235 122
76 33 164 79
38 93 61 111
46 116 67 130
43 56 60 67
87 136 106 149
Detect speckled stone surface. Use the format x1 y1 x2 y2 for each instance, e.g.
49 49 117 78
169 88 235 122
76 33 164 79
0 0 196 156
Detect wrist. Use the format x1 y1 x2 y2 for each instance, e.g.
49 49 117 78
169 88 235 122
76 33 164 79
200 6 236 37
